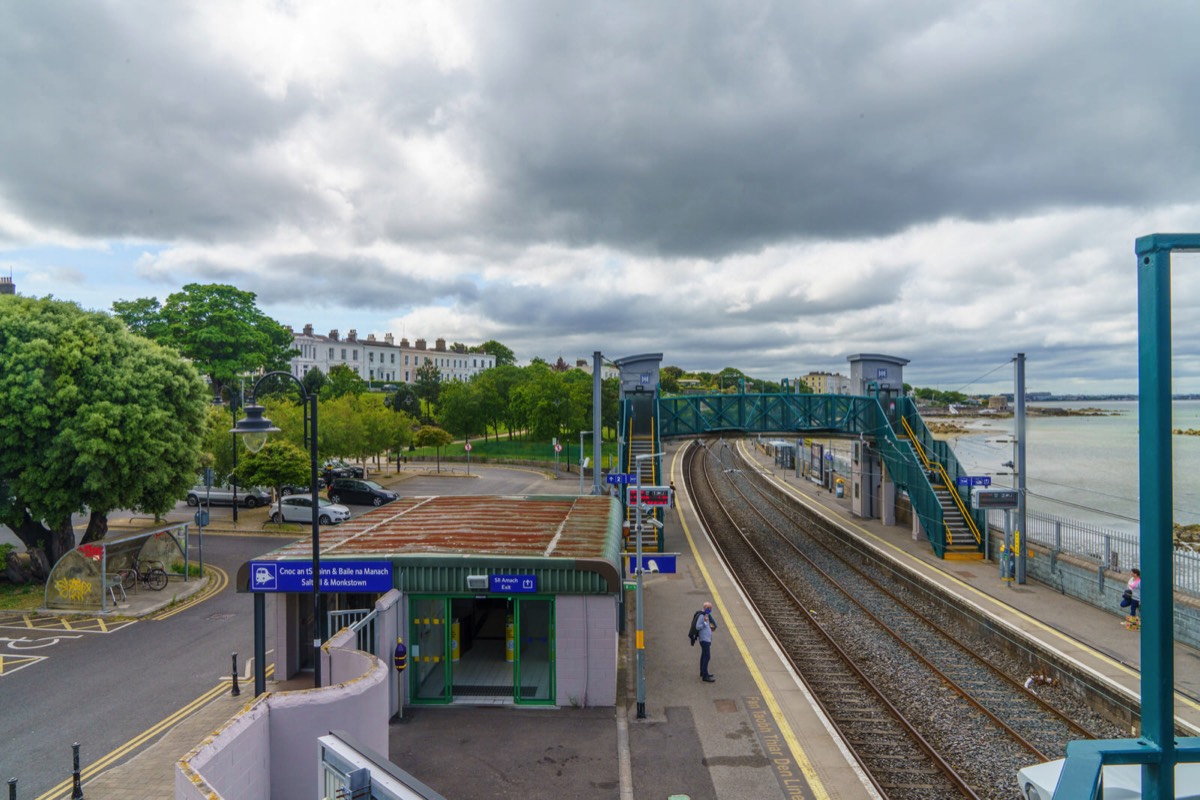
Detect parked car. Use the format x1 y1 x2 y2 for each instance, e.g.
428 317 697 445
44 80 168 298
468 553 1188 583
327 478 398 507
270 496 352 526
322 461 364 480
186 482 271 508
280 477 326 496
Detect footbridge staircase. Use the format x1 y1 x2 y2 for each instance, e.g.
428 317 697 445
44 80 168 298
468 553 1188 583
654 392 986 560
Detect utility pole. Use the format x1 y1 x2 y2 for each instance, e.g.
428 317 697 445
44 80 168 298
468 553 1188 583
1014 353 1027 584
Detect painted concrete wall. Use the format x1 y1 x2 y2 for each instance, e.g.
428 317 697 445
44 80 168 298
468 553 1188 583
555 595 618 706
176 641 390 800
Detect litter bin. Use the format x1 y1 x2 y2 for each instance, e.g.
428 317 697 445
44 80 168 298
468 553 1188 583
835 478 845 498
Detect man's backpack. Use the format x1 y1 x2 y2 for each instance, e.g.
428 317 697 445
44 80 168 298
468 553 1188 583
688 610 704 646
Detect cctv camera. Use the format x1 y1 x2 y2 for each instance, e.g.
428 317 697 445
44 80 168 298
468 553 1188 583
647 560 660 573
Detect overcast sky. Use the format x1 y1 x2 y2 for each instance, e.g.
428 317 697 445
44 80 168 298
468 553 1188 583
4 2 1200 394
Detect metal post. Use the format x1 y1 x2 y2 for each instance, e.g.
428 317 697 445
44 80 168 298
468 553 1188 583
310 391 324 689
231 652 240 697
1014 352 1027 584
579 430 592 495
254 592 266 696
9 776 18 800
70 743 82 800
635 464 646 720
231 395 239 524
592 352 603 495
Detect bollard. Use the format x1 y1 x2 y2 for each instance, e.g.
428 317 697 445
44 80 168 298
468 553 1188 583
8 777 16 800
71 742 82 799
231 653 240 697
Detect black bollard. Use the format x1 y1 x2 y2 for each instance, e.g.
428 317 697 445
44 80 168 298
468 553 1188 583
70 743 82 799
231 652 240 697
9 777 17 800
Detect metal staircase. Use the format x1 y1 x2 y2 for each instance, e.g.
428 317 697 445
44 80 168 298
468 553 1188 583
622 407 663 553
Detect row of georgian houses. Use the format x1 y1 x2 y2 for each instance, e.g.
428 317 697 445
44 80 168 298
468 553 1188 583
287 324 497 384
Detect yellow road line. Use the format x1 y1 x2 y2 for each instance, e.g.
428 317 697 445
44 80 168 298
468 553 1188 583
671 447 831 800
736 440 1200 721
152 566 229 621
34 681 231 800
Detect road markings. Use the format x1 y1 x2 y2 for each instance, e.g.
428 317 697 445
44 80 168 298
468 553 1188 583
0 614 134 634
150 565 229 621
0 654 46 675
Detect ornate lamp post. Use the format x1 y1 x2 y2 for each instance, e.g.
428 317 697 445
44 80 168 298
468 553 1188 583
232 372 324 688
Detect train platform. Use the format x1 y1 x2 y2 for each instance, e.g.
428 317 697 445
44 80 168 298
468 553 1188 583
732 437 1200 734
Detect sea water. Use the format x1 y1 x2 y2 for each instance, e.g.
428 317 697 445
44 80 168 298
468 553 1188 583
943 400 1200 535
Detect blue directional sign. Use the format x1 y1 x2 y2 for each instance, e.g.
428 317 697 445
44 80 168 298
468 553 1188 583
606 473 634 485
955 475 992 487
625 553 678 574
490 574 538 593
248 560 393 593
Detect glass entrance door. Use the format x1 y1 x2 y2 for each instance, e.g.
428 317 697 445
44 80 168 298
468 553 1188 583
514 598 554 704
410 596 449 703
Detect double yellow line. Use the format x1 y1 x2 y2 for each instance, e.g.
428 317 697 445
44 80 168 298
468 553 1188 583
34 681 230 800
152 565 229 620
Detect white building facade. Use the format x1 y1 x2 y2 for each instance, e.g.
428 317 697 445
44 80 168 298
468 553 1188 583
801 371 852 395
289 324 496 384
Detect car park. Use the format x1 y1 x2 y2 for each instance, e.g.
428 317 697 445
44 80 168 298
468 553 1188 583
327 478 398 507
270 496 352 525
322 461 365 480
186 482 271 508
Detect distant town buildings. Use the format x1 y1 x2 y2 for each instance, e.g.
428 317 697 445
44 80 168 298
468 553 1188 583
0 276 15 295
801 371 852 395
288 324 496 384
574 358 620 380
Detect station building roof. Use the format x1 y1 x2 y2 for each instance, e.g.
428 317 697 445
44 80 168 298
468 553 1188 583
240 494 624 594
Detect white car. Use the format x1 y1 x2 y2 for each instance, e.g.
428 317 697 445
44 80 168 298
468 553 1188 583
270 496 352 526
1019 758 1200 800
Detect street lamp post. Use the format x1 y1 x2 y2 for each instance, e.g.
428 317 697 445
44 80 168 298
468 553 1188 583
232 372 324 689
633 451 663 720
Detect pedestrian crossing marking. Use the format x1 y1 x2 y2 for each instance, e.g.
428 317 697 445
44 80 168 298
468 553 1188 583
0 654 45 676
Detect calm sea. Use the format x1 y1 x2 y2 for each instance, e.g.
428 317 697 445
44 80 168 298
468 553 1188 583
944 400 1200 535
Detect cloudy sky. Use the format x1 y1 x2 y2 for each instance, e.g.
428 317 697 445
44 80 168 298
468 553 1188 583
3 1 1200 394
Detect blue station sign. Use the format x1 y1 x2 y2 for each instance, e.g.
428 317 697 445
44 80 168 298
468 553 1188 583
606 472 634 485
249 560 393 593
490 574 538 593
625 553 678 574
956 475 992 487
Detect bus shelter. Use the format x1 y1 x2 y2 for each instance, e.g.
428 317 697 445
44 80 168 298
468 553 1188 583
44 523 189 612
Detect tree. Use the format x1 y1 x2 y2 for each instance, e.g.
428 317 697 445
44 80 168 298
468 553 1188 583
0 296 208 571
437 380 486 441
479 339 516 367
111 283 295 399
321 363 366 400
414 425 453 472
236 441 310 511
414 360 442 421
302 367 327 396
660 365 683 395
475 365 524 441
386 384 421 418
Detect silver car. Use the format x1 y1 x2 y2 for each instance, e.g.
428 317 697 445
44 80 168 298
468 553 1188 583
270 496 352 526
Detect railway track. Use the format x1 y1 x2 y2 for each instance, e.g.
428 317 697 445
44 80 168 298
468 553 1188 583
683 439 1119 800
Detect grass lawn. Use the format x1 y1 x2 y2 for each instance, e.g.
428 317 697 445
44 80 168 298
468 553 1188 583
0 580 44 611
408 437 620 467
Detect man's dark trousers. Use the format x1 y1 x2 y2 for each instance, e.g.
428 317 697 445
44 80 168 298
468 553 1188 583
699 640 712 678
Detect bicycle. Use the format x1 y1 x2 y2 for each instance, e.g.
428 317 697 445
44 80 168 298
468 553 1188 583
118 560 168 592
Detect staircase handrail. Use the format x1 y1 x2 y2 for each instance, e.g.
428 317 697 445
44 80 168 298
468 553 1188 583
899 413 983 548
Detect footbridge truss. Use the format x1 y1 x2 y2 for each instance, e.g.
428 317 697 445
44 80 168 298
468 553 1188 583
656 393 987 559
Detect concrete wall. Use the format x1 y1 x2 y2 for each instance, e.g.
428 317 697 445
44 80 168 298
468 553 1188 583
555 595 618 707
177 641 390 800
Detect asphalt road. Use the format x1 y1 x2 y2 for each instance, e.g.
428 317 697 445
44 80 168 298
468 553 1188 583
0 533 280 798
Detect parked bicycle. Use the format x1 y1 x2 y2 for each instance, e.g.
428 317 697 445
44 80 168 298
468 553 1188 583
118 560 168 592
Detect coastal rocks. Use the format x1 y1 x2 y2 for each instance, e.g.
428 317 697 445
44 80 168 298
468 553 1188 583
926 422 970 436
1173 428 1200 436
1176 524 1200 551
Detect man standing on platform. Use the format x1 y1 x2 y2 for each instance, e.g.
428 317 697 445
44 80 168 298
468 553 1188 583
696 601 718 682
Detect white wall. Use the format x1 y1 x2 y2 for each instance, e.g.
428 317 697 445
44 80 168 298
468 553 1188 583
554 595 618 707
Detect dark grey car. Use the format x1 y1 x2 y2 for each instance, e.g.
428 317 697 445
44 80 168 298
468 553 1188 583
327 478 398 507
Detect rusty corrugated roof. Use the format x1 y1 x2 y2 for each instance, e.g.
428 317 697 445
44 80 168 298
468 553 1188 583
262 494 618 561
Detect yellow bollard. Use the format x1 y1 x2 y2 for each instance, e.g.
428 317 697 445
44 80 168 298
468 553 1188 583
451 619 461 662
505 614 515 663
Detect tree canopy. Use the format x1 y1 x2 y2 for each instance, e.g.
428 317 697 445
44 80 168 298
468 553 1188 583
0 295 209 565
112 283 295 398
479 339 516 367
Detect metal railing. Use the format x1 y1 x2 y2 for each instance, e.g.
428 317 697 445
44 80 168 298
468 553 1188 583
987 508 1200 597
329 608 376 653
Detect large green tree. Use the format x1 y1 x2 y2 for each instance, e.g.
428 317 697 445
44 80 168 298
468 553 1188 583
0 296 208 569
479 339 516 367
320 363 367 400
413 360 442 421
236 441 310 506
437 380 487 441
112 283 294 398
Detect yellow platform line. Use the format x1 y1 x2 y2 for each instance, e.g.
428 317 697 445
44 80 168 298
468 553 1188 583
671 448 831 800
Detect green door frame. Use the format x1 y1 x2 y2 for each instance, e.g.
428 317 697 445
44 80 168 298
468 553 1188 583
407 593 556 706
